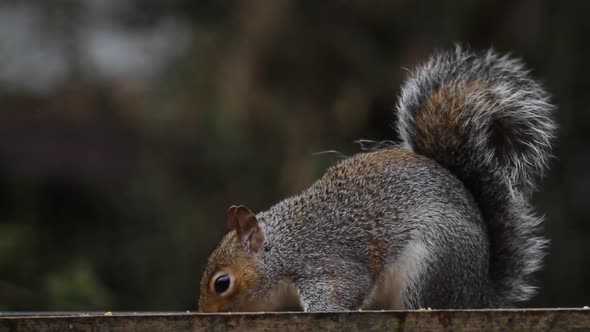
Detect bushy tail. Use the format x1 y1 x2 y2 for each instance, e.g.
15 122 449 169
396 46 556 304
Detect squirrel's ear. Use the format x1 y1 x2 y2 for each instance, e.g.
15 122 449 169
227 205 239 231
235 205 264 253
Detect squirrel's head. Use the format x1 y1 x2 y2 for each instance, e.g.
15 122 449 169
198 205 265 312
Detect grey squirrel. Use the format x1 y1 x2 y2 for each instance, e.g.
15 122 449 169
198 46 556 312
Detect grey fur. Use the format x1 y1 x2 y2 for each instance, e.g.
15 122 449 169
242 47 556 310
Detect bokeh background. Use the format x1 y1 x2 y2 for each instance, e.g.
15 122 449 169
0 0 587 311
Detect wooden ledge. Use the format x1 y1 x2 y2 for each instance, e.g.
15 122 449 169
1 308 589 331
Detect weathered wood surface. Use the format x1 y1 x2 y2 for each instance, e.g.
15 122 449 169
1 309 589 332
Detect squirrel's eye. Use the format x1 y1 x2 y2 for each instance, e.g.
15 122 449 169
214 274 231 294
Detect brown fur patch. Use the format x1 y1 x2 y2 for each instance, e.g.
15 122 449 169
331 289 342 302
414 80 490 153
367 238 386 279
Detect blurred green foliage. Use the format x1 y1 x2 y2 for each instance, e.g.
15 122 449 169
46 260 111 310
0 0 588 310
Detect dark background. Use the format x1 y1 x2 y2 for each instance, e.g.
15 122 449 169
0 0 587 311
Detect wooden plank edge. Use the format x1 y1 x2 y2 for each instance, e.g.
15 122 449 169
1 308 590 332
